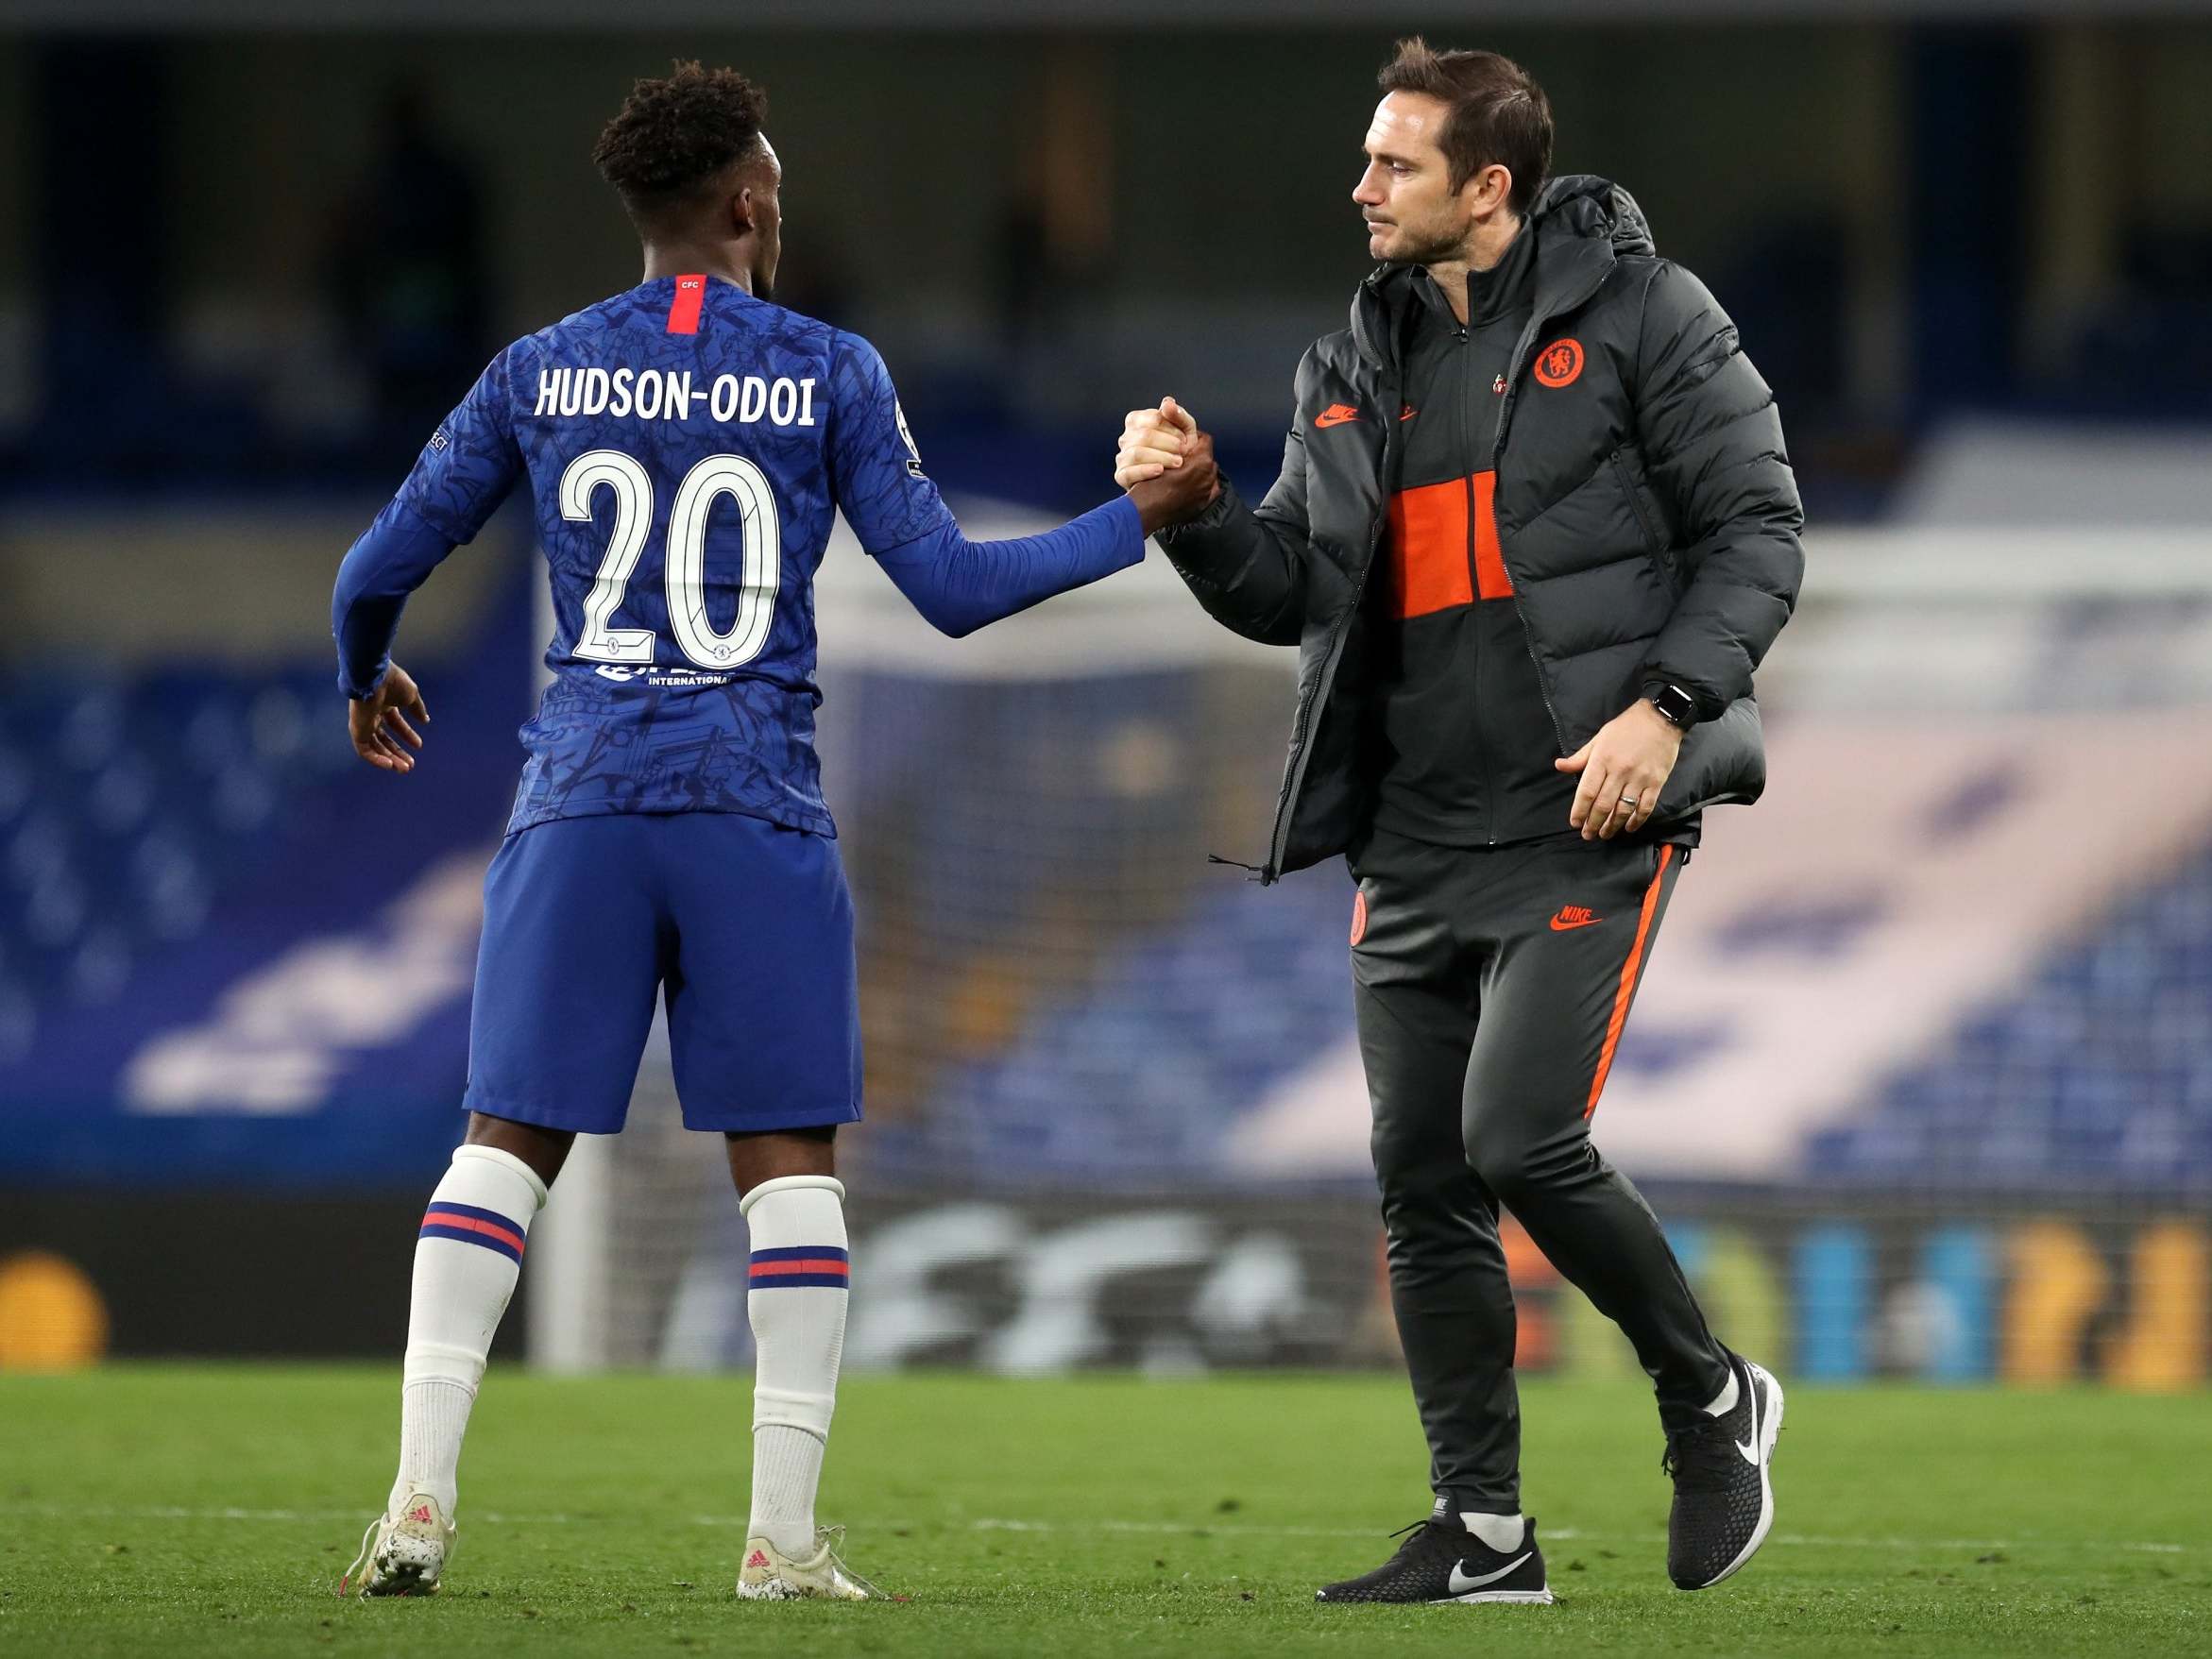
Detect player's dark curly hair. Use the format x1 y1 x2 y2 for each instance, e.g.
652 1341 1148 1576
592 60 769 218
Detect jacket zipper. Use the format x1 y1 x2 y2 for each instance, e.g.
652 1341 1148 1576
1456 319 1498 846
1489 262 1613 756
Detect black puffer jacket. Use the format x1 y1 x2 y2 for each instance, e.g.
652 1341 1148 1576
1160 174 1805 881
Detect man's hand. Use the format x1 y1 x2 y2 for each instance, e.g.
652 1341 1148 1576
1556 698 1682 839
1116 397 1200 486
1120 397 1220 535
349 662 429 775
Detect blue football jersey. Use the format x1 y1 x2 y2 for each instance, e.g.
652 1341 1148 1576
393 275 947 837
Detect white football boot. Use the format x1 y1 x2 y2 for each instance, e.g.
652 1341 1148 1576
735 1527 879 1600
340 1490 456 1598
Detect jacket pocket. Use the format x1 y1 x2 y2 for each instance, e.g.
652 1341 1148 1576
1610 447 1679 589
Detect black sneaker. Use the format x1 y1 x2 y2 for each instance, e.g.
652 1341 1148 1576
1662 1350 1783 1590
1316 1511 1554 1605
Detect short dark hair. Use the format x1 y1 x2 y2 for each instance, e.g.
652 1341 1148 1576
1377 38 1552 217
592 60 769 220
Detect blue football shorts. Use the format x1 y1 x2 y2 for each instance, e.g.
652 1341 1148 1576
464 811 862 1135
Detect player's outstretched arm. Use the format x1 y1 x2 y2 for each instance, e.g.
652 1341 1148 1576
829 331 1213 638
1115 381 1314 648
869 448 1217 638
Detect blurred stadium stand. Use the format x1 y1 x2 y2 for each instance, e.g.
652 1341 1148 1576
0 666 334 1044
4 18 2212 516
1811 840 2212 1193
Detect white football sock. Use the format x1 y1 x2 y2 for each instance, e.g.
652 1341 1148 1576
389 1143 547 1517
740 1175 850 1557
1702 1363 1741 1417
1460 1511 1527 1553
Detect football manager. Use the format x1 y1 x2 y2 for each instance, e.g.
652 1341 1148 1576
1115 38 1805 1605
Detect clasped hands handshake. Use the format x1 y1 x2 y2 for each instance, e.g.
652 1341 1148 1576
1117 398 1221 536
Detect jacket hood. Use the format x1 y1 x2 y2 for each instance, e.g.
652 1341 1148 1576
1353 174 1655 364
1529 173 1656 257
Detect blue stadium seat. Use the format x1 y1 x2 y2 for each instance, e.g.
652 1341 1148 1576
0 664 355 1028
875 867 1355 1182
1812 836 2212 1192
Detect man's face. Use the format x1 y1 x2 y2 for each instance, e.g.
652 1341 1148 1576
1353 91 1489 265
744 135 783 297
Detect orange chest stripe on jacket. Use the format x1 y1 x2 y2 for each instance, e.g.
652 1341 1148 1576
1383 470 1512 621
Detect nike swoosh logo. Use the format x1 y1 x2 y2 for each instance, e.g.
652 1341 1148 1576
1735 1368 1762 1464
1548 913 1602 931
1448 1551 1531 1594
1314 406 1360 429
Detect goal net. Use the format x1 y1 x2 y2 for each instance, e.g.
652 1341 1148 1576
529 503 2212 1389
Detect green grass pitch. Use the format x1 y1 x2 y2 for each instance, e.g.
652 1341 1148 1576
1 1367 2205 1657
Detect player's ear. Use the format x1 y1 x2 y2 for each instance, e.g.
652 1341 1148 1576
1465 161 1512 213
730 185 757 237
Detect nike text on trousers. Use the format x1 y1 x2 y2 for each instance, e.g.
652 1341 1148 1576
1351 827 1730 1513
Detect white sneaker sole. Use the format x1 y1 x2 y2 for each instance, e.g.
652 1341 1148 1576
366 1563 441 1595
1431 1586 1557 1604
735 1578 803 1600
1697 1360 1784 1589
366 1531 447 1597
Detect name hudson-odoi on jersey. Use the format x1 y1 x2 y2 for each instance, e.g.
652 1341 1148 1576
533 366 818 426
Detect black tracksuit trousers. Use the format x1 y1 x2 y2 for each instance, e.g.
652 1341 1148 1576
1349 825 1730 1515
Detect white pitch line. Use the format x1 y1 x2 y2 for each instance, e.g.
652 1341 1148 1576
973 1519 2191 1554
0 1505 2190 1556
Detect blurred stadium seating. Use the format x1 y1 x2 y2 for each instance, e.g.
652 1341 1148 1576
0 668 341 1052
866 871 1355 1185
0 551 532 1188
1812 838 2212 1193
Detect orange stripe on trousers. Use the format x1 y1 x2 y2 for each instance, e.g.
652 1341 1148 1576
1585 843 1675 1117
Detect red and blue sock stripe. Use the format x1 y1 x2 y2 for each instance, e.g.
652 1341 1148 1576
419 1201 527 1264
748 1244 850 1291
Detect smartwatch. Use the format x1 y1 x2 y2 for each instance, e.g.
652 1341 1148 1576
1642 681 1697 730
